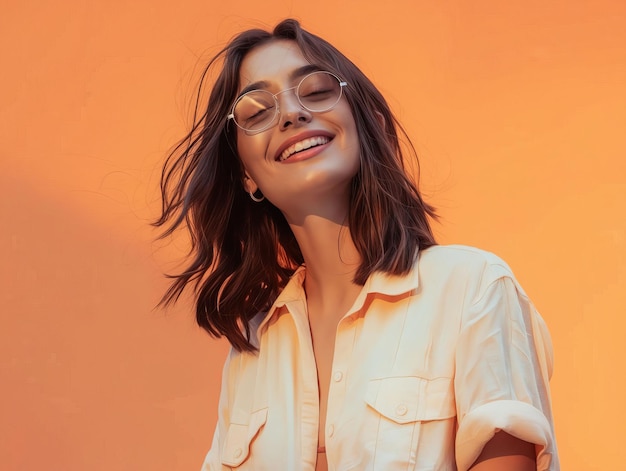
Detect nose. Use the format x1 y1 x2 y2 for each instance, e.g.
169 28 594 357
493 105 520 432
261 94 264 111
277 88 312 130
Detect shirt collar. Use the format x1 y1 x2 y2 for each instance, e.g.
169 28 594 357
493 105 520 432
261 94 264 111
256 254 421 335
364 258 421 297
256 266 307 334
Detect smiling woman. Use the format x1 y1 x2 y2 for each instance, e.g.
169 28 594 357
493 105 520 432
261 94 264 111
154 19 559 471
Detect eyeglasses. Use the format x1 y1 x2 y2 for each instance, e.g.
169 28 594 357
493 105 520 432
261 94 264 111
227 71 348 133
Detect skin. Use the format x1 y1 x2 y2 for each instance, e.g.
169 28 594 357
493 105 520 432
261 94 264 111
470 431 536 470
235 39 535 471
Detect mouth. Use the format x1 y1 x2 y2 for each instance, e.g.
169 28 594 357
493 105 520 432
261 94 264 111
275 135 333 162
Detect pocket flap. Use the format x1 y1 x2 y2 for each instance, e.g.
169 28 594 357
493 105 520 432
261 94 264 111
221 407 268 467
365 376 455 424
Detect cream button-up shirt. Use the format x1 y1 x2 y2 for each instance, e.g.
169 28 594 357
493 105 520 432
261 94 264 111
202 245 559 470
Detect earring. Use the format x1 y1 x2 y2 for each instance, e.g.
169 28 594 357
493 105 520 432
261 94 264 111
249 189 265 202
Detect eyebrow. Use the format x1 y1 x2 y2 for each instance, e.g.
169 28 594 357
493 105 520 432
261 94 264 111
237 64 325 98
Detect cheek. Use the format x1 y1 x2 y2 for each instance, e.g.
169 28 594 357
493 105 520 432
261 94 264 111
339 106 359 144
236 133 251 163
343 115 361 162
236 134 275 190
237 134 264 168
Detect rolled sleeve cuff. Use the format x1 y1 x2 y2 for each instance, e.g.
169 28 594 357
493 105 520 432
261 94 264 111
456 400 554 471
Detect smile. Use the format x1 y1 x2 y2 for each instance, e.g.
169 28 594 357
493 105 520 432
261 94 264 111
277 136 331 162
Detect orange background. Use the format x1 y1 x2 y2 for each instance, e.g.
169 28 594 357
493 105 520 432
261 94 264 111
1 1 625 470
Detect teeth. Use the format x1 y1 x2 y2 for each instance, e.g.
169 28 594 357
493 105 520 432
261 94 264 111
279 136 330 161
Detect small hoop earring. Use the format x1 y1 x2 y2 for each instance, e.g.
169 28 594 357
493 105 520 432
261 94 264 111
249 189 265 202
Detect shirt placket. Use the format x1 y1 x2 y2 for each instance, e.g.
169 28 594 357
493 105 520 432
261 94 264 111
285 299 320 470
324 315 357 470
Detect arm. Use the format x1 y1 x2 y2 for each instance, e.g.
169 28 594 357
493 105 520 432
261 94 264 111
469 432 536 471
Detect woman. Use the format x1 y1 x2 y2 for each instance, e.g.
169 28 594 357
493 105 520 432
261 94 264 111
155 19 559 471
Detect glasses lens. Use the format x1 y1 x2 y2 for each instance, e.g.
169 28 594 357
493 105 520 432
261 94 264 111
298 72 342 112
233 91 277 132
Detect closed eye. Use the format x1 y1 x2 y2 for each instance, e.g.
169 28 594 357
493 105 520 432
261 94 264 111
244 105 275 122
301 88 334 100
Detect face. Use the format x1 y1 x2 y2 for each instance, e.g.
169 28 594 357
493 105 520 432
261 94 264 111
234 40 360 221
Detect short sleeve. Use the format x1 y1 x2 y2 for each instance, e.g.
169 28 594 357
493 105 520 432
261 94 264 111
454 265 559 471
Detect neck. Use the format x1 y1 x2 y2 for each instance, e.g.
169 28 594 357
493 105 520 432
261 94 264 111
287 212 362 320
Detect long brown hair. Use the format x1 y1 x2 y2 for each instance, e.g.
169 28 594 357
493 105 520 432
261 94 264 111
155 19 437 352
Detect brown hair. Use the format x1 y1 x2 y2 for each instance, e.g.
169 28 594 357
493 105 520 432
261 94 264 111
154 19 437 352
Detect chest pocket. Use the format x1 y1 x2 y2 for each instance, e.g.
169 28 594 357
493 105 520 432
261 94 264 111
363 376 455 469
365 376 455 422
221 407 268 468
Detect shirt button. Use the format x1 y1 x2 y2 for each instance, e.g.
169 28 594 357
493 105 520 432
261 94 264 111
328 424 335 437
333 371 343 382
233 448 243 459
395 404 408 417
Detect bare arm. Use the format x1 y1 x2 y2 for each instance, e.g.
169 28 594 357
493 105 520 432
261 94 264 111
469 432 536 471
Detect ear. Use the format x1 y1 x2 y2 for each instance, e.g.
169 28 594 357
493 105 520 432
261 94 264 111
242 171 259 195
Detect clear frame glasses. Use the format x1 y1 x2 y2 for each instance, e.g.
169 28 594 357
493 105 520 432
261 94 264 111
227 71 348 133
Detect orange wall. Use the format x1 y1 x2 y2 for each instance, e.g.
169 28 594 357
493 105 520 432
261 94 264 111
1 1 625 470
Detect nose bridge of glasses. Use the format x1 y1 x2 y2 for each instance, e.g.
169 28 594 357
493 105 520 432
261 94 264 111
273 84 302 110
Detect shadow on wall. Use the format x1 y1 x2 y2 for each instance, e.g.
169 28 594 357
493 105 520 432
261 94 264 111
0 172 227 471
